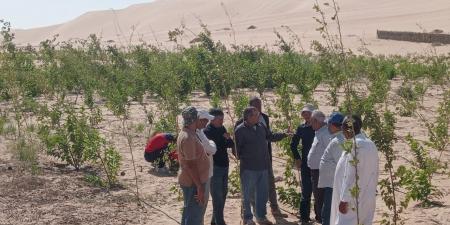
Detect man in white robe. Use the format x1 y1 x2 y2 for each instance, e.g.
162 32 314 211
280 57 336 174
330 115 379 225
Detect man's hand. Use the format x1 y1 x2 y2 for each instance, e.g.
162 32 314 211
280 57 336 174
295 159 301 169
339 201 348 214
195 185 206 206
223 132 231 140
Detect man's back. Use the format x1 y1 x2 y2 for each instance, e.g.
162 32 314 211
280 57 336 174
177 128 210 187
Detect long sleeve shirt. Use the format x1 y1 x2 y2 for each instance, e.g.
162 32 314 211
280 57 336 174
318 132 345 188
203 124 235 168
235 113 286 160
197 129 217 178
235 122 271 171
307 125 333 170
290 123 315 165
330 133 379 225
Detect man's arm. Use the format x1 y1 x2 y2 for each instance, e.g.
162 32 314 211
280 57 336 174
263 124 287 142
234 128 245 160
339 151 356 214
180 138 206 204
199 131 217 155
290 127 301 159
224 132 237 157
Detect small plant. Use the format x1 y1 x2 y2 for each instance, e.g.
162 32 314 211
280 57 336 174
397 135 443 206
228 166 241 195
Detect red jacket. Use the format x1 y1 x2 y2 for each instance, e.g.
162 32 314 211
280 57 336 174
144 133 178 160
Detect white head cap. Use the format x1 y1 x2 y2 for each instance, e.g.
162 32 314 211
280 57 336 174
197 109 215 120
301 103 315 113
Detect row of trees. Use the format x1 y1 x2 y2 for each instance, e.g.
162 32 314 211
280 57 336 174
0 1 449 223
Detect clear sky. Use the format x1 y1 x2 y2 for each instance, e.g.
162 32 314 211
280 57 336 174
0 0 154 29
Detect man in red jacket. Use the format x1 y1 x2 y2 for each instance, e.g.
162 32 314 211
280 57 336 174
144 132 176 173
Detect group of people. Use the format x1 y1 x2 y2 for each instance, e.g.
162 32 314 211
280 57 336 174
145 96 379 225
290 106 379 225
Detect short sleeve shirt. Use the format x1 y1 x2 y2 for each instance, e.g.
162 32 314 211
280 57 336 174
177 128 210 187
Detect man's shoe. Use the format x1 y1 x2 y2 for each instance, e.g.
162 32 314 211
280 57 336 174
298 218 311 225
315 216 322 224
271 208 288 218
243 219 256 225
255 217 273 225
156 167 169 174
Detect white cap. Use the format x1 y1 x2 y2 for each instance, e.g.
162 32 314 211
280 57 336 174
197 109 215 120
301 103 315 113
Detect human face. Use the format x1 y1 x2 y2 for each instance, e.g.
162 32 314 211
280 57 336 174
250 100 262 113
328 123 341 134
310 118 320 131
197 118 209 129
248 110 260 126
301 111 312 123
342 123 354 139
210 115 224 128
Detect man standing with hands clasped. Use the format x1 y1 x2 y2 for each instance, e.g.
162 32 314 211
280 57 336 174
177 106 210 225
307 110 333 224
318 112 345 225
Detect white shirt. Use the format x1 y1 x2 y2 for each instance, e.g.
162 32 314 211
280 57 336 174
330 133 379 225
197 129 217 178
307 125 333 170
318 132 345 188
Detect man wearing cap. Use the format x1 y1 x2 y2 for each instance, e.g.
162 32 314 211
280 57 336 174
307 110 333 223
235 97 289 218
331 115 379 225
177 106 210 225
318 112 345 225
196 108 217 223
290 103 316 223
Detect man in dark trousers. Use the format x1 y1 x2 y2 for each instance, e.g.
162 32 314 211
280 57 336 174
235 96 289 218
290 104 316 224
203 108 235 225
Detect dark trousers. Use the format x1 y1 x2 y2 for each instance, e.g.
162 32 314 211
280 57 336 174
144 150 165 168
210 166 229 225
321 187 333 225
311 169 324 223
299 165 312 221
268 160 279 210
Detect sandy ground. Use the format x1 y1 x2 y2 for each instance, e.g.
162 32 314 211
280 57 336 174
0 78 449 225
11 0 450 55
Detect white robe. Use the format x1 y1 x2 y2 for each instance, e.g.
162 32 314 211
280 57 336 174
197 129 217 178
330 133 379 225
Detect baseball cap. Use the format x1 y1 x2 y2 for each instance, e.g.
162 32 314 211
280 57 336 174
301 103 315 113
197 109 215 120
182 106 198 126
327 112 344 125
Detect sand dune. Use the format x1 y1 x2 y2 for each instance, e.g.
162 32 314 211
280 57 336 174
12 0 450 55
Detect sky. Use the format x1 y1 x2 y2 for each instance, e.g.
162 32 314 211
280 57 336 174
0 0 154 29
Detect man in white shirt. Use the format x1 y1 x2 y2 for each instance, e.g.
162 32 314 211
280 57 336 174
318 112 345 225
307 110 333 223
331 115 379 225
196 109 217 224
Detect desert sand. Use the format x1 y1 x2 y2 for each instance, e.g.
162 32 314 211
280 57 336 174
12 0 450 55
1 0 450 225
